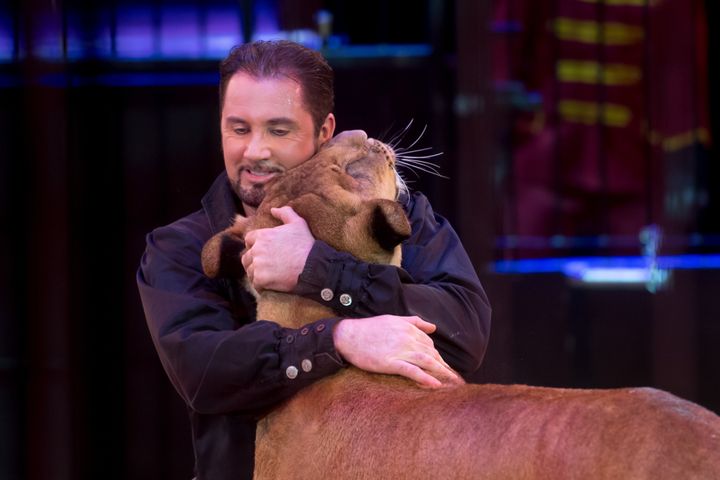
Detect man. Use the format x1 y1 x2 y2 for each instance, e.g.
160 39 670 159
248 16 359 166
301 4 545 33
137 40 491 480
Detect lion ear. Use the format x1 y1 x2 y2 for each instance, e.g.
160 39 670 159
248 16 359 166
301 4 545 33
368 199 412 251
200 215 250 279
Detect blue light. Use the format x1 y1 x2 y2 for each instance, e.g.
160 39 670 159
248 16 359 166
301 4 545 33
0 11 12 62
206 7 243 58
115 6 155 59
562 260 671 291
323 44 433 59
103 6 243 61
160 7 201 59
492 254 720 274
252 0 280 40
65 12 85 60
65 10 113 60
73 71 219 87
32 10 63 60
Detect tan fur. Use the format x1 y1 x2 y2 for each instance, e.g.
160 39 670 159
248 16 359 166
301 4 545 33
201 130 409 326
202 131 720 479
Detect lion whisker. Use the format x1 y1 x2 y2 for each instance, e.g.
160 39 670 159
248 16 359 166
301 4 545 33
397 152 444 161
382 122 450 184
399 168 441 180
399 167 448 179
395 146 434 155
396 159 449 179
387 119 415 149
395 171 410 201
377 121 399 144
401 123 427 151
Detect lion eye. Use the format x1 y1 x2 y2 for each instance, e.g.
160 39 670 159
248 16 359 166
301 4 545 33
347 165 366 178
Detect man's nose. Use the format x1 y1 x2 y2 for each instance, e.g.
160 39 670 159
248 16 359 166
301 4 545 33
244 133 270 160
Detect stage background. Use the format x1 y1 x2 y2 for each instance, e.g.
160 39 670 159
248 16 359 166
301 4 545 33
1 1 718 478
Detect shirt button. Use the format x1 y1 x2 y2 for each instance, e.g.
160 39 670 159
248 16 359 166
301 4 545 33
301 359 313 372
286 335 295 343
286 366 298 379
320 288 334 302
339 293 352 306
300 327 310 336
315 323 326 333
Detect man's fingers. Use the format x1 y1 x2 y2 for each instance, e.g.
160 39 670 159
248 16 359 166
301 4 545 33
241 249 252 271
243 230 256 249
271 206 304 225
406 316 437 335
391 361 442 389
405 350 460 384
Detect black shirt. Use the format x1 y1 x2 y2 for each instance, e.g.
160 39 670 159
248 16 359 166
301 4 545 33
137 172 491 479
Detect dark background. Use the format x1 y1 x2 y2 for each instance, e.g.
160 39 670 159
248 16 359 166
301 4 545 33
1 1 719 479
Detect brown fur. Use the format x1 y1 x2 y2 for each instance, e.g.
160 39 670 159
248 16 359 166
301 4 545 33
202 131 720 479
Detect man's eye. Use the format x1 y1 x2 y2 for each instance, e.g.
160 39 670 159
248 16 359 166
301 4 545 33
233 128 248 135
271 129 289 136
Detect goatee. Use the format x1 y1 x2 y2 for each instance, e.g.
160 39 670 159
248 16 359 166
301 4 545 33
232 181 265 210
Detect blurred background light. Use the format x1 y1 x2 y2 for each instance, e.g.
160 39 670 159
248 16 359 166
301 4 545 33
0 11 12 62
205 6 243 58
115 6 155 59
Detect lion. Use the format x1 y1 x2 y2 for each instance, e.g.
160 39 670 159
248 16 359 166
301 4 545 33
201 130 720 480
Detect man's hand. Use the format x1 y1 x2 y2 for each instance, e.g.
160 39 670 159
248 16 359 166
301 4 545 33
241 206 314 292
333 315 461 388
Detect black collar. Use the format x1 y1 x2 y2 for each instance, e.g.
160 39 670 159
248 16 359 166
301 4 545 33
201 172 243 235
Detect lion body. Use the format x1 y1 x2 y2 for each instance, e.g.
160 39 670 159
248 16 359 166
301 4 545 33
257 374 720 479
202 131 720 480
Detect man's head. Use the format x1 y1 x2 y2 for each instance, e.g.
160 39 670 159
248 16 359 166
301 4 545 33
219 41 337 214
220 40 334 137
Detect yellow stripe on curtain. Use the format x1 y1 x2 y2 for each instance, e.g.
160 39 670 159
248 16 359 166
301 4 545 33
558 100 632 127
648 128 711 152
557 60 642 85
553 18 644 45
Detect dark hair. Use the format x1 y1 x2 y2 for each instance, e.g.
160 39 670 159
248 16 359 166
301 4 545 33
219 40 335 135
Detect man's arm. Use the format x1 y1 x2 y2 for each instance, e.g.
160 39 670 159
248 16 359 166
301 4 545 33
244 194 491 380
137 213 346 416
300 192 491 378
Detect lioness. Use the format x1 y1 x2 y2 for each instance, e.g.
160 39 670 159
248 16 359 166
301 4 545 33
202 130 720 480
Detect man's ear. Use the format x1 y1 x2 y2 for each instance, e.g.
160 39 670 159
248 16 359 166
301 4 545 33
368 199 412 252
317 113 336 147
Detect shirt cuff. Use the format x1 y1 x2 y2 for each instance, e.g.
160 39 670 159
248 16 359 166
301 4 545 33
275 317 347 384
294 240 367 317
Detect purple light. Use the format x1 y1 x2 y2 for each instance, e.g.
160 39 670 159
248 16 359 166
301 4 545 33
1 5 251 63
160 6 201 59
0 11 12 62
64 9 113 60
32 10 63 60
65 12 85 60
111 6 244 61
115 6 155 59
206 7 242 58
252 0 280 40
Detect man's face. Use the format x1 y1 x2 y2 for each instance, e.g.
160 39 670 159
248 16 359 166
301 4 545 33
221 72 335 214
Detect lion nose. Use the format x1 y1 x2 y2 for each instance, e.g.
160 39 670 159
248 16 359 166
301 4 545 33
333 129 368 146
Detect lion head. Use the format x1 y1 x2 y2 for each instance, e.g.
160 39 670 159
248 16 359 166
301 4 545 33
201 130 411 282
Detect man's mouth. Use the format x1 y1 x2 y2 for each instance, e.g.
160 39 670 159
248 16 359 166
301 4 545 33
241 165 284 183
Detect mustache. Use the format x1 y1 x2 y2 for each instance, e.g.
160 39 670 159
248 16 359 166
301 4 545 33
240 159 286 175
